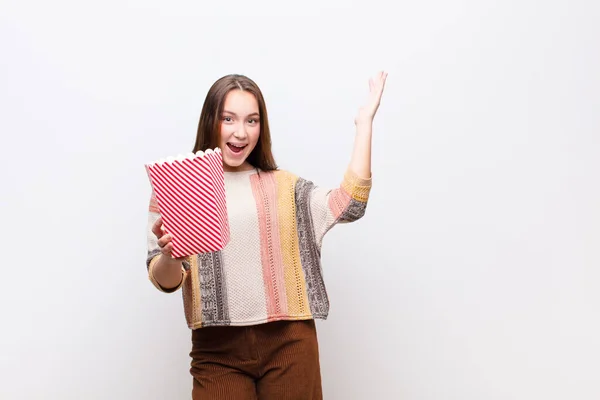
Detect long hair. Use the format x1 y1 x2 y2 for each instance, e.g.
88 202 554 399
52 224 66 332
193 74 277 171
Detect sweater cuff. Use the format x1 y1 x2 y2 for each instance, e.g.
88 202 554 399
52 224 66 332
341 169 372 203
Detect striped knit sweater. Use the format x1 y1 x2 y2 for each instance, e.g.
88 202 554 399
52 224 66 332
146 168 372 329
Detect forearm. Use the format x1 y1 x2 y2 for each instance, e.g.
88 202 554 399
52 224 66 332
347 70 386 179
348 120 373 179
152 255 184 290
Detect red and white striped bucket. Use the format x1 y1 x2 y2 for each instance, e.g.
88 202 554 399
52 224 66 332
145 148 230 257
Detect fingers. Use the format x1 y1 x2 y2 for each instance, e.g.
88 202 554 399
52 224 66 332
373 71 388 98
152 216 175 257
157 232 177 258
157 232 172 248
161 242 175 257
376 71 387 87
378 74 387 96
368 71 387 98
151 216 164 239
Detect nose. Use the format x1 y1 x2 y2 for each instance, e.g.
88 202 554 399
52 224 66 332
233 122 247 139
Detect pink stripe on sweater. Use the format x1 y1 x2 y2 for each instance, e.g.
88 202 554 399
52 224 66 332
250 173 288 319
328 187 352 219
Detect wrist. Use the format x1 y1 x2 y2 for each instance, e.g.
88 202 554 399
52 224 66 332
354 118 373 127
354 120 373 138
157 253 183 269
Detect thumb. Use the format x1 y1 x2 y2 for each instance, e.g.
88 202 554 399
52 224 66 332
152 216 165 238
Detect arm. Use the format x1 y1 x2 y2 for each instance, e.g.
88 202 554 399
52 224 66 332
296 72 387 245
148 225 186 292
146 195 188 293
348 122 374 179
348 71 388 179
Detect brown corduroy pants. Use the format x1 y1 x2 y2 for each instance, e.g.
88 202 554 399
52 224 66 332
190 319 323 399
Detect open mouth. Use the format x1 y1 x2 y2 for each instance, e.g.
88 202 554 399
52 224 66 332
227 143 247 154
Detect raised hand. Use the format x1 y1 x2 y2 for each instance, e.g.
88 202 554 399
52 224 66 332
355 71 388 125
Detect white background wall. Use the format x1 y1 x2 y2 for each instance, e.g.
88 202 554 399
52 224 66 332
1 1 599 399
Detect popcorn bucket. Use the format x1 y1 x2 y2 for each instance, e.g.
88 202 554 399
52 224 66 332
145 148 230 257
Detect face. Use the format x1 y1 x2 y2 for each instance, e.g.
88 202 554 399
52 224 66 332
218 89 261 172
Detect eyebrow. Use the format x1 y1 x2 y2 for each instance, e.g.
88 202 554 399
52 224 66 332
222 110 260 117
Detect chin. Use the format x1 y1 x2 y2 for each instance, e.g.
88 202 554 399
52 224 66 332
225 160 243 169
223 157 250 171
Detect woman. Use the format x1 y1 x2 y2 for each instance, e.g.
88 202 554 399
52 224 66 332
146 71 387 399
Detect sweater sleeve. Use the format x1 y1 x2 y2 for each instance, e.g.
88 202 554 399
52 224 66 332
295 169 372 248
146 193 188 293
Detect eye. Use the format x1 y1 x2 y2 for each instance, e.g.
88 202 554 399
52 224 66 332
223 116 233 122
248 118 259 124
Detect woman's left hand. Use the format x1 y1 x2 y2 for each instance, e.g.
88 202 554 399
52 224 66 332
355 70 388 125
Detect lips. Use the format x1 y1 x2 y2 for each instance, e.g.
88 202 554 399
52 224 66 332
227 143 246 154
